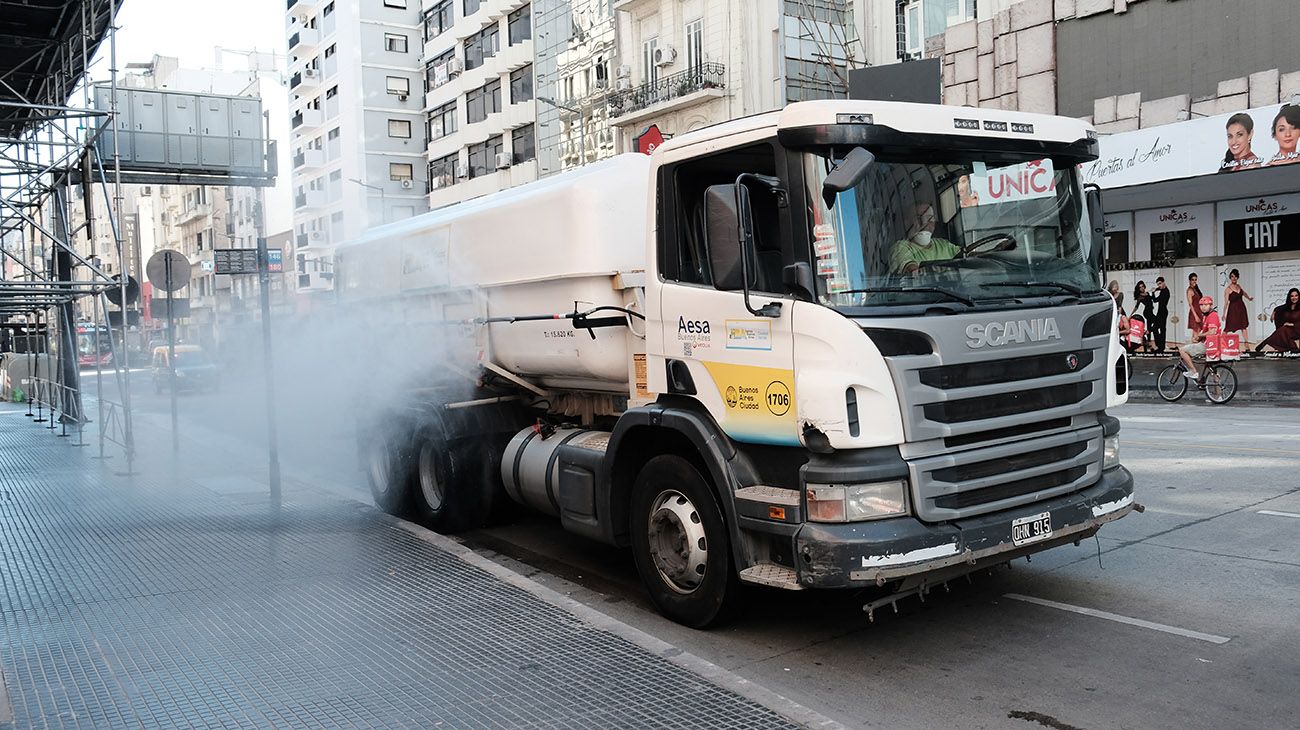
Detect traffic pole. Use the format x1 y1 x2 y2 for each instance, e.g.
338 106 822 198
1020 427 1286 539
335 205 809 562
257 236 282 508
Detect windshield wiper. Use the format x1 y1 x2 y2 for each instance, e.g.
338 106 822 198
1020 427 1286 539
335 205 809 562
837 287 976 307
983 281 1086 296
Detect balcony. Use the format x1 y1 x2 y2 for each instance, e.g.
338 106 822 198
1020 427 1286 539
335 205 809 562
290 68 321 91
294 189 327 211
298 230 329 248
293 148 326 170
174 203 212 225
612 0 656 12
609 63 726 127
289 27 320 53
291 108 323 132
286 0 318 17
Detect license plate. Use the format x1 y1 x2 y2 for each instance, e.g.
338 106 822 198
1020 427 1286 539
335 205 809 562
1011 511 1053 547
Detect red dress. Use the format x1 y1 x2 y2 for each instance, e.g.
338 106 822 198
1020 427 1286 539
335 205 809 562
1187 286 1204 334
1259 306 1300 353
1224 290 1248 332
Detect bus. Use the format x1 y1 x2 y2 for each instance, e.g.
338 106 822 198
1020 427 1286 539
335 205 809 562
76 324 114 367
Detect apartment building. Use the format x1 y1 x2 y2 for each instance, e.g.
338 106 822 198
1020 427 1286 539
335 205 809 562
421 0 537 209
532 0 617 176
605 0 857 151
286 0 429 293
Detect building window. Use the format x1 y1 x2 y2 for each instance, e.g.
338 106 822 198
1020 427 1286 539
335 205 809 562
386 76 410 96
424 49 455 91
423 0 453 42
385 33 409 53
328 127 340 139
383 0 407 7
466 78 502 124
323 2 334 16
326 85 339 99
641 37 659 85
388 119 412 138
325 44 336 58
512 124 535 164
428 101 457 140
901 0 974 57
430 152 458 189
508 5 531 45
389 162 414 181
463 0 481 16
467 135 503 178
1150 230 1199 260
684 19 703 71
510 65 533 104
463 23 499 70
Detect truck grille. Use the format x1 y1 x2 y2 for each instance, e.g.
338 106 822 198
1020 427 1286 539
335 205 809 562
919 351 1094 390
923 383 1091 424
909 427 1102 521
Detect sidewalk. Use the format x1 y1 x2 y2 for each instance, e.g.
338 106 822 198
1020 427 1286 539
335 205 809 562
0 403 835 730
1125 353 1300 404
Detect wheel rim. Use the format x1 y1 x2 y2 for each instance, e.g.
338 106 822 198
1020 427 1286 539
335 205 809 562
368 443 392 495
418 443 444 512
1206 367 1236 403
1157 366 1186 401
646 489 708 594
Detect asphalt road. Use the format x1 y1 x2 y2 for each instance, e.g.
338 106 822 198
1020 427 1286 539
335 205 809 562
84 368 1300 730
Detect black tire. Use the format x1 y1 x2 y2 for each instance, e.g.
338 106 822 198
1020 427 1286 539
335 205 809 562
410 428 494 532
629 455 742 629
1204 364 1237 404
1156 364 1187 402
365 431 415 517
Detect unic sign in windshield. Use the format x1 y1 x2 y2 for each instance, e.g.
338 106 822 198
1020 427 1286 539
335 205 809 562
963 159 1057 207
1082 103 1300 189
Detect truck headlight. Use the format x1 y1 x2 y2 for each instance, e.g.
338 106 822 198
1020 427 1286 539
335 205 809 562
806 481 909 523
1103 435 1120 469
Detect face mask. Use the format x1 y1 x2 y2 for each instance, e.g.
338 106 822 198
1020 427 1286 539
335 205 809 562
912 230 933 246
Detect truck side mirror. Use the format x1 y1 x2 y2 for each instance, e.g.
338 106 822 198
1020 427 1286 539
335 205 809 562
704 183 747 291
1084 184 1105 273
822 146 875 209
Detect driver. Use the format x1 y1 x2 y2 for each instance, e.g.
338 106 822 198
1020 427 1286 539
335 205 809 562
889 202 959 276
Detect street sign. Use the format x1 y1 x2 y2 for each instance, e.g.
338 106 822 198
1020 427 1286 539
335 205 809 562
150 298 191 319
146 250 191 292
104 274 140 306
214 248 261 275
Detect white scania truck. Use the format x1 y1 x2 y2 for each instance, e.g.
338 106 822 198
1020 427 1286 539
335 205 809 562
337 100 1136 628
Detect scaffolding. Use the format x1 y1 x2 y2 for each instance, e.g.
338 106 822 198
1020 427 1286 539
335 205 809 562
0 0 135 467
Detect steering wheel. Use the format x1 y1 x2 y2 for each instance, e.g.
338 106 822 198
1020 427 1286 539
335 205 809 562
959 233 1017 258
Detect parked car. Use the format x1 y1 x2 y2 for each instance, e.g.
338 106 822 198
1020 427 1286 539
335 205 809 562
151 345 220 394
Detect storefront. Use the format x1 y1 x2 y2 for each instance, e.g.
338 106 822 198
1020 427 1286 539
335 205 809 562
1084 102 1300 355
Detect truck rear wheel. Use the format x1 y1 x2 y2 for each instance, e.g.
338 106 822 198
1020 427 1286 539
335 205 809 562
365 433 414 517
630 455 742 628
412 429 493 532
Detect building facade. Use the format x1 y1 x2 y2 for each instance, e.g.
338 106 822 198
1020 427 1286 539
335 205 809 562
286 0 430 293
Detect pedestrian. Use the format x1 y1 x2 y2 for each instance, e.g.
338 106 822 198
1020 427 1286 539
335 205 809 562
1255 287 1300 353
1151 276 1172 353
1223 268 1254 345
1186 272 1204 340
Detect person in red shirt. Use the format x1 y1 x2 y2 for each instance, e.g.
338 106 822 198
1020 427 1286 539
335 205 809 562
1179 296 1220 380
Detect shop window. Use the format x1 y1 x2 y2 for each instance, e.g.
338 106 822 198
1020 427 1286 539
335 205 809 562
1105 231 1130 264
1150 230 1198 260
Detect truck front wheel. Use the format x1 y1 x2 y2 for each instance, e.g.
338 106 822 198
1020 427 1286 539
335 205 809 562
630 455 742 628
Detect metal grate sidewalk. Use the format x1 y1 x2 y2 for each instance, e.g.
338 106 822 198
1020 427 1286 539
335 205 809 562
0 406 798 729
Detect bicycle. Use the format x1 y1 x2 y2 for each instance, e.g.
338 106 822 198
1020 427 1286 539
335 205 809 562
1155 354 1238 404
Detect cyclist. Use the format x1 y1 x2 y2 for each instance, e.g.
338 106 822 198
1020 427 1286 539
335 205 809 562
1178 295 1220 380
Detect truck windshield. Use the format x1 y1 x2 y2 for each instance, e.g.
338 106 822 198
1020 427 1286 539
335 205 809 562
805 151 1104 312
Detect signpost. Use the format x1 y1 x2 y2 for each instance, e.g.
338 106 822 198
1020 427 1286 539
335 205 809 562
146 250 190 452
214 243 282 506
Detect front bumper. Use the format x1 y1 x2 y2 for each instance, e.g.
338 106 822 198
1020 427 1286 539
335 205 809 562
793 466 1134 589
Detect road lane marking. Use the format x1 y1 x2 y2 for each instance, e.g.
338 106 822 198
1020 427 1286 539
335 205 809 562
1257 510 1300 519
1124 439 1292 455
1004 593 1231 645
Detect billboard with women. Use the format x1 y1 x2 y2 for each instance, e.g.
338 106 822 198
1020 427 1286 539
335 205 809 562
1082 103 1300 189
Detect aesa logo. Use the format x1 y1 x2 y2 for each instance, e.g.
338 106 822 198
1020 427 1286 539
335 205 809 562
965 318 1061 348
678 316 710 334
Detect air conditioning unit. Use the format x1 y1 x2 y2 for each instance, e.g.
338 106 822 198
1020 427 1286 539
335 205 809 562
653 45 677 66
309 231 325 242
616 64 631 79
304 68 320 79
615 78 633 92
445 58 464 76
455 162 469 179
495 152 512 170
401 179 414 189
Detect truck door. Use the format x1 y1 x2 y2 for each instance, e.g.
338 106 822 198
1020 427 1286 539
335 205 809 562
654 140 799 447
